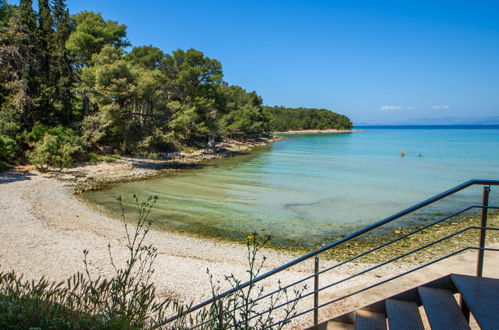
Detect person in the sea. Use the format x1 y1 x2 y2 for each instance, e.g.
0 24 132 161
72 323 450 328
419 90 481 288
400 151 405 157
418 154 423 157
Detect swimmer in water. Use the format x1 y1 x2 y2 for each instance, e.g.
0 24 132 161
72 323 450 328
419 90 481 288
400 151 405 157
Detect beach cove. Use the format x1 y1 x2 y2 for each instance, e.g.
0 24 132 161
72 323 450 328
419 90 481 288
1 127 499 327
83 125 499 249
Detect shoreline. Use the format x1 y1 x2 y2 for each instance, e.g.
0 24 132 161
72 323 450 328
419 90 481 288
11 132 498 259
1 135 498 327
1 171 497 328
47 136 282 194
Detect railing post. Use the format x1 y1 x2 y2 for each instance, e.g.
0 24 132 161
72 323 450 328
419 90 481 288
218 300 223 329
314 256 319 326
476 186 490 277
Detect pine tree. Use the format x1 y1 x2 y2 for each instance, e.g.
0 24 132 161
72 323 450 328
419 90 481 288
35 0 54 124
1 0 39 130
51 0 75 124
19 0 37 32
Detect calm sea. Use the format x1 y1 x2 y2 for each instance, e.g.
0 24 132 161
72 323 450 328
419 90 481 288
83 125 499 248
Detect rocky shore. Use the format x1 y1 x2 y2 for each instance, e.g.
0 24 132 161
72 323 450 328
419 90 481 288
42 136 282 194
319 213 499 264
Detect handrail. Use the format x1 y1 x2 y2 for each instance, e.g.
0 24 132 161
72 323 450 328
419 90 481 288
243 226 499 325
271 246 499 327
194 204 499 327
160 179 499 327
226 205 499 310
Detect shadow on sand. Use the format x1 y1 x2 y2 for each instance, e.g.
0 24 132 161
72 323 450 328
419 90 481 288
0 170 35 184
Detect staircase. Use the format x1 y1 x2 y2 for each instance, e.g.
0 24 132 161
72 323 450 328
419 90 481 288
316 274 499 330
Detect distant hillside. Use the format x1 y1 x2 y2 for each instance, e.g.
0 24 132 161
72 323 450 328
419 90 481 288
264 106 353 132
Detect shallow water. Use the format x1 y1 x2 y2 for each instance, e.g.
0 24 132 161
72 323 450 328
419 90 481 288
83 126 499 248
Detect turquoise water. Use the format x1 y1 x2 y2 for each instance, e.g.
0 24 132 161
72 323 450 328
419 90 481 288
83 126 499 248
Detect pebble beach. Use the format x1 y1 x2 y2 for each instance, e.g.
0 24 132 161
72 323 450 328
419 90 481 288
1 137 498 328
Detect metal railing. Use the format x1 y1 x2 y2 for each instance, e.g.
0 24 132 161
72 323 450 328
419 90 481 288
159 179 499 329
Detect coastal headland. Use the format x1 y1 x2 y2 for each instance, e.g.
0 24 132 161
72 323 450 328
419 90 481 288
274 129 361 134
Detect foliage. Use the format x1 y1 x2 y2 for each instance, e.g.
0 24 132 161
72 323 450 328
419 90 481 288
27 125 82 171
125 45 164 70
66 10 129 66
216 84 270 138
103 154 122 163
265 106 353 131
0 0 352 165
87 151 98 163
175 233 307 329
0 134 18 164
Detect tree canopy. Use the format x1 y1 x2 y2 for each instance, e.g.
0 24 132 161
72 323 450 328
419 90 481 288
265 106 352 131
0 0 352 168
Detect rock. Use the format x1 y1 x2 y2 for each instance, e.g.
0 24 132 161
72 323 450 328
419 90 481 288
161 152 181 159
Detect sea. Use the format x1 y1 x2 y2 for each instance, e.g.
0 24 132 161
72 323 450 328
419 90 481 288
83 125 499 248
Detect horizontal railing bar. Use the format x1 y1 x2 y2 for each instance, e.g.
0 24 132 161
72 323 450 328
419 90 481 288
209 204 490 315
272 246 499 327
191 204 499 329
231 226 499 326
191 226 499 328
160 179 499 326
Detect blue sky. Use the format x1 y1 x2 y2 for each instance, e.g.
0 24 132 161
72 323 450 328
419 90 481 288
13 0 499 124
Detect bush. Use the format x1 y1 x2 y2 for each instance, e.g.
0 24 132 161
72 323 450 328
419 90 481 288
103 154 121 163
0 135 19 169
200 234 306 329
27 126 82 171
0 272 110 329
87 152 99 163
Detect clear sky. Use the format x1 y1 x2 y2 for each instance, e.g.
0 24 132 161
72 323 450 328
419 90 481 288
15 0 499 124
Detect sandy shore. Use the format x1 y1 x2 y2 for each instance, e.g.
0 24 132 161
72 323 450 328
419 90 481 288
0 170 384 326
1 140 498 328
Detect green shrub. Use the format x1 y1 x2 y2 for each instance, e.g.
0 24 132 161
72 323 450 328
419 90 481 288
27 126 82 171
199 233 306 329
0 135 19 169
103 154 121 163
0 272 109 329
87 152 99 163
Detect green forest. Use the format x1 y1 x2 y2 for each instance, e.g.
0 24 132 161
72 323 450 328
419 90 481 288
0 0 352 169
265 106 352 132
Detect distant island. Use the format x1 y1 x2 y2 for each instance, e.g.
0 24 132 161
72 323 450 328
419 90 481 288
0 1 352 171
